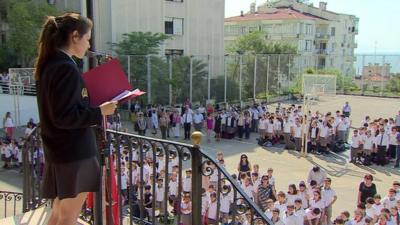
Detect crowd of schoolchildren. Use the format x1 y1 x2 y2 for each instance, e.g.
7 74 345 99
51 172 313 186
3 99 400 225
1 112 42 170
113 144 400 225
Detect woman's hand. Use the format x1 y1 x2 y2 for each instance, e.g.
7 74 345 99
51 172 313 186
100 101 117 116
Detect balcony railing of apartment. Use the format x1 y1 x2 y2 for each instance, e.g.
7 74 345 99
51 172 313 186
315 33 330 39
315 49 329 55
2 125 273 225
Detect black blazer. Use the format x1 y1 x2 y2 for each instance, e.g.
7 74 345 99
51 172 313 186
36 51 102 163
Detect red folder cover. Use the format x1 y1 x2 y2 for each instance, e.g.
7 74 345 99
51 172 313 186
82 59 144 107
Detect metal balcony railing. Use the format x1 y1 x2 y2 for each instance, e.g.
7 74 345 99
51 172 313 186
18 125 272 225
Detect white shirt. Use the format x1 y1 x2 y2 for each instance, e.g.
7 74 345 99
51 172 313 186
283 213 300 225
389 132 399 145
4 117 13 127
307 169 327 186
372 203 384 213
241 184 255 200
193 113 204 124
365 206 378 219
287 193 301 206
298 191 309 208
120 172 128 190
169 180 178 196
351 135 362 148
294 125 302 138
267 122 274 133
382 196 398 209
363 135 375 150
309 199 326 210
183 177 191 192
319 126 329 138
274 120 282 131
294 208 306 223
258 119 267 130
207 200 218 219
182 113 193 124
25 127 33 137
310 127 318 138
220 192 233 213
337 119 349 131
375 134 389 147
155 185 165 202
283 121 293 133
321 187 337 206
274 201 288 219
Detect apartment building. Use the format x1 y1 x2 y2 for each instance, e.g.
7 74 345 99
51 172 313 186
51 0 225 76
224 0 359 76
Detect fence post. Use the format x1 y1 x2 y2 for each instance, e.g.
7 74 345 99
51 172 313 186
208 55 211 101
127 55 131 110
190 56 193 103
381 56 386 96
169 56 173 105
361 55 365 94
224 55 227 103
266 55 270 103
191 131 203 225
278 54 281 95
253 54 257 100
239 54 243 107
147 56 151 104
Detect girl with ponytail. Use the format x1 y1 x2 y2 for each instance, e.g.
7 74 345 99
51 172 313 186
35 13 116 225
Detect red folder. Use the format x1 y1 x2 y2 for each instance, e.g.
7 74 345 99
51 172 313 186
82 59 145 107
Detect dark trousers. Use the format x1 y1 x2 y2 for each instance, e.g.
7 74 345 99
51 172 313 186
376 145 387 166
138 129 146 136
244 124 250 139
184 123 191 139
388 145 397 159
160 126 167 139
238 125 244 138
395 145 400 167
251 119 258 132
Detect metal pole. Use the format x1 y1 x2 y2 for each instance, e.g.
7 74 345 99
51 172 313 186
207 55 211 101
191 133 202 225
169 56 173 105
190 56 193 103
253 55 257 100
381 56 385 96
127 55 131 110
278 54 281 95
224 55 227 103
147 56 151 104
361 55 365 94
239 54 243 107
266 55 270 103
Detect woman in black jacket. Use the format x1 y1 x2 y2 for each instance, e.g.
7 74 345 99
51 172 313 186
35 13 116 224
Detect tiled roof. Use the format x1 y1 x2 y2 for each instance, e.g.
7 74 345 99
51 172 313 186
225 8 326 22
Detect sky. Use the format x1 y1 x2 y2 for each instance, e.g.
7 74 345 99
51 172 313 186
225 0 400 54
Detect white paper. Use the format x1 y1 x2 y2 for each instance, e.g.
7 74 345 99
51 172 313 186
111 89 141 102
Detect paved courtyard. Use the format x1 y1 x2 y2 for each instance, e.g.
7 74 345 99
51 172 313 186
1 95 399 218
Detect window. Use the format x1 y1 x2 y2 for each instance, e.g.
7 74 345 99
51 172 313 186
165 17 183 35
330 27 335 36
166 0 183 2
305 40 312 51
306 24 313 35
0 10 7 21
47 0 56 4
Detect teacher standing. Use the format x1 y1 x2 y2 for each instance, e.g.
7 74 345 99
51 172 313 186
35 13 116 225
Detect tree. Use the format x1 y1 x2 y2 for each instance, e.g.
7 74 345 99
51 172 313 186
225 31 297 100
386 77 400 94
111 32 170 55
111 32 208 105
7 0 58 67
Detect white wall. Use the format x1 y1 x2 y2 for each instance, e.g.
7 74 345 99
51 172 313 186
0 94 39 128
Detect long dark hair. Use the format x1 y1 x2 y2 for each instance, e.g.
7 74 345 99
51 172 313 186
34 13 92 80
